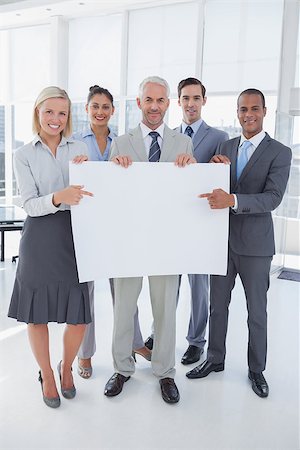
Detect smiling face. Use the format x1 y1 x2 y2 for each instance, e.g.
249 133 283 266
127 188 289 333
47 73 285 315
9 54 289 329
86 93 114 129
178 84 206 124
137 82 170 130
237 94 266 139
37 97 69 140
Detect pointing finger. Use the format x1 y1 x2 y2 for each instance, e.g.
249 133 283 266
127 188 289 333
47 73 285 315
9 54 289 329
198 193 211 198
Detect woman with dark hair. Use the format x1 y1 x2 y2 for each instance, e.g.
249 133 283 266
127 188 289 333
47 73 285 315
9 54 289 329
73 85 151 379
73 85 116 162
8 86 92 408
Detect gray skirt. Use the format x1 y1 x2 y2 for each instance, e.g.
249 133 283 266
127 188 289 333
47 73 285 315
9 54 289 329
8 210 91 325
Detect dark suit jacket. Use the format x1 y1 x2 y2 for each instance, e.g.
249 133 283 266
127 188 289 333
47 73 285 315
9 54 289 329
176 120 228 162
217 133 292 257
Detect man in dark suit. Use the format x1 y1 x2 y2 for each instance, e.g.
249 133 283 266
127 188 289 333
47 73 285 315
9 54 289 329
144 78 229 366
186 88 292 398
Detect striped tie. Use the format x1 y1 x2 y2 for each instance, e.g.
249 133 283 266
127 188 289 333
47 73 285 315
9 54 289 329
149 132 161 162
185 126 194 138
236 140 252 179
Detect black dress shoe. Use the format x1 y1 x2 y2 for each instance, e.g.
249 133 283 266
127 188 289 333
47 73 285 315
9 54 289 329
144 336 154 351
104 373 130 397
159 378 180 404
181 345 204 365
186 359 224 379
248 370 269 398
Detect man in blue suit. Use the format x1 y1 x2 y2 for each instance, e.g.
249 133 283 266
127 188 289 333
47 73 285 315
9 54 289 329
186 88 292 398
145 78 229 365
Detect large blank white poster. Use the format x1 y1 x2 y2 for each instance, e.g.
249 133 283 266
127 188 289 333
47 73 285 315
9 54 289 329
70 162 229 282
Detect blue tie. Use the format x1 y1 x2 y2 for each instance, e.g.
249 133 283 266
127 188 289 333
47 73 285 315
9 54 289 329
148 132 161 162
185 126 194 138
236 140 252 179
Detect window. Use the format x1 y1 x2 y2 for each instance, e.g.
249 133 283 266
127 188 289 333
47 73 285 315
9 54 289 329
10 25 50 102
203 0 283 93
68 15 122 101
127 3 198 96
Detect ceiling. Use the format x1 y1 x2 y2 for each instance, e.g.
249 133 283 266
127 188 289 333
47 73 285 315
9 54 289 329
0 0 190 29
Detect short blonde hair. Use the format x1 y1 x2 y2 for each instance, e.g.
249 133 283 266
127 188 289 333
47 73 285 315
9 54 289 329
32 86 72 137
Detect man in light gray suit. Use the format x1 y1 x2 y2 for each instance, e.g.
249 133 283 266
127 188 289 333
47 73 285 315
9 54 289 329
186 88 292 398
144 78 229 365
104 76 195 404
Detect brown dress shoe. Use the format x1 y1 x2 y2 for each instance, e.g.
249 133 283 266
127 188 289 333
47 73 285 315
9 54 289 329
159 378 180 404
104 373 130 397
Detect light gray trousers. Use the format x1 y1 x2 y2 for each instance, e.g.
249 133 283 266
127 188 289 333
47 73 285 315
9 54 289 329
77 279 145 360
112 275 179 379
149 274 209 349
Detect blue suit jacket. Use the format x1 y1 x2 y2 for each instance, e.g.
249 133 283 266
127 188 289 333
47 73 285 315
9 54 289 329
175 120 229 163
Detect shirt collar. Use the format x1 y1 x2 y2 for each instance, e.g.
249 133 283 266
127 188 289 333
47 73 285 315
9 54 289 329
240 130 266 149
182 118 203 135
32 134 41 145
107 128 116 140
140 122 165 139
81 126 94 138
82 125 116 140
33 134 73 147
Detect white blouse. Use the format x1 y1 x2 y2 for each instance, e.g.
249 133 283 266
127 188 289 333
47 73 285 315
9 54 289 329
14 135 88 217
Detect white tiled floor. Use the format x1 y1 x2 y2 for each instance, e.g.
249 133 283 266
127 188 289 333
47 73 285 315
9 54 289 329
0 232 299 450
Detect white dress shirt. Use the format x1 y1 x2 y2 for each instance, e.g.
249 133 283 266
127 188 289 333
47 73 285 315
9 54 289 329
139 122 165 158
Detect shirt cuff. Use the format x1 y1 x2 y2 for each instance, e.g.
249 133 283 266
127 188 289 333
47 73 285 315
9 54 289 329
47 193 61 213
231 194 238 211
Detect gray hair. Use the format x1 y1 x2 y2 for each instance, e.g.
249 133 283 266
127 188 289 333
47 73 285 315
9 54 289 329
138 76 170 98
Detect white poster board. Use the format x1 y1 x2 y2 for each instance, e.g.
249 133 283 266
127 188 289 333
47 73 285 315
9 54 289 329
70 162 229 282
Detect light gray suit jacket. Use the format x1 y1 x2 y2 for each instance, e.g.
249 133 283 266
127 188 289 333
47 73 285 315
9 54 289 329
218 134 292 257
110 124 193 162
175 120 228 163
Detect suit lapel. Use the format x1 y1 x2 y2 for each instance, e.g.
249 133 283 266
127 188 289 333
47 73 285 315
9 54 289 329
161 125 176 162
230 137 241 189
129 126 148 162
237 134 272 184
193 121 210 150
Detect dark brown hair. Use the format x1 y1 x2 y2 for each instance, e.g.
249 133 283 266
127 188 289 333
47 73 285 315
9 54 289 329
177 78 206 98
87 85 114 105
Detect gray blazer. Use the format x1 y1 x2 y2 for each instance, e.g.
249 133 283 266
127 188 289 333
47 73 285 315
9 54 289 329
218 134 292 257
175 120 228 162
110 124 193 162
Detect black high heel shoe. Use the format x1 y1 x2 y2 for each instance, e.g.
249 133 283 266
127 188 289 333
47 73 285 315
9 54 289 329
38 371 60 408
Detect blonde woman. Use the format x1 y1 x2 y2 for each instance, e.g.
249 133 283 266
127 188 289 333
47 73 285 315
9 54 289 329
8 86 92 408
